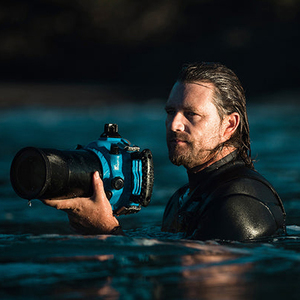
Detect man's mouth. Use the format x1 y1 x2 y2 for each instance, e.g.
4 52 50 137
167 132 190 145
172 139 186 144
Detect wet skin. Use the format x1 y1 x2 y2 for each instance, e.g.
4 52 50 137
165 81 239 173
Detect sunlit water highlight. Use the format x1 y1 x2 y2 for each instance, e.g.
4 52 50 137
1 93 300 299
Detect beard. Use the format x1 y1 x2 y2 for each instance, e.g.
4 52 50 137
167 131 222 170
169 147 194 168
167 131 202 169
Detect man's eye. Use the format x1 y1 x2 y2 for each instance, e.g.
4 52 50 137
186 111 197 117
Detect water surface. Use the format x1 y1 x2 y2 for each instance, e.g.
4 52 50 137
1 92 300 299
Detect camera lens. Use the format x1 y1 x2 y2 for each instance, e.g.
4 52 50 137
10 148 48 199
10 147 102 200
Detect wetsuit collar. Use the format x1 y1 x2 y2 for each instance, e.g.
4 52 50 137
187 150 239 192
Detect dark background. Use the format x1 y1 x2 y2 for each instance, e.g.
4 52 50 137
0 0 299 102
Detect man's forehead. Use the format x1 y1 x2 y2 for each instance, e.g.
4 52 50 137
191 81 213 90
166 81 215 107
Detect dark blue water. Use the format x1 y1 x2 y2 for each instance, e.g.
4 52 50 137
1 91 300 300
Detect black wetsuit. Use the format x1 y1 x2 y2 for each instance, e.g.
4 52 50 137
161 151 286 241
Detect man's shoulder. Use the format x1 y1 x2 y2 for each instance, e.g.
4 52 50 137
202 162 278 202
210 171 278 203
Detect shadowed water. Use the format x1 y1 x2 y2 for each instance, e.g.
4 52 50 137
1 92 300 299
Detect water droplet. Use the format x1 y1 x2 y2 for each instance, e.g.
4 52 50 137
28 200 32 207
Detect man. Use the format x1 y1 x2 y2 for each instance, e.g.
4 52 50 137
43 62 286 241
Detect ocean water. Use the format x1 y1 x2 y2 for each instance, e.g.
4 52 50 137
1 91 300 300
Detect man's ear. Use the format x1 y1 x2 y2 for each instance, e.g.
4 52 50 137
221 112 240 142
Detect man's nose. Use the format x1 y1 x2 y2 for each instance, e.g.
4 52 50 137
169 112 185 132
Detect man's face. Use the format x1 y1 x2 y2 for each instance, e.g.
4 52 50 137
165 81 226 171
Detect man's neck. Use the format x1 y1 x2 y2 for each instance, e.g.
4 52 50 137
187 146 237 174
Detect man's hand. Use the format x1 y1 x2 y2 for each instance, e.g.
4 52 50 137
42 171 120 234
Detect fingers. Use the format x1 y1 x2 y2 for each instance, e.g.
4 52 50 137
42 171 108 210
41 198 74 210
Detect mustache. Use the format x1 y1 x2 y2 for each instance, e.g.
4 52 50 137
167 131 191 143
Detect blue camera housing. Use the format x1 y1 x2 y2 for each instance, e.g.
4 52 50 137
85 124 154 215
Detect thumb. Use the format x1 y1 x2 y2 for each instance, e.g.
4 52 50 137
92 171 116 218
92 171 109 203
93 171 102 189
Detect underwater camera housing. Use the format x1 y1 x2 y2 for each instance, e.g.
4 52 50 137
10 124 154 215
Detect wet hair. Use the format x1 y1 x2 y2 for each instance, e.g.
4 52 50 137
177 62 254 169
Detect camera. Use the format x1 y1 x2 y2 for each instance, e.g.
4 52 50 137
10 124 154 215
